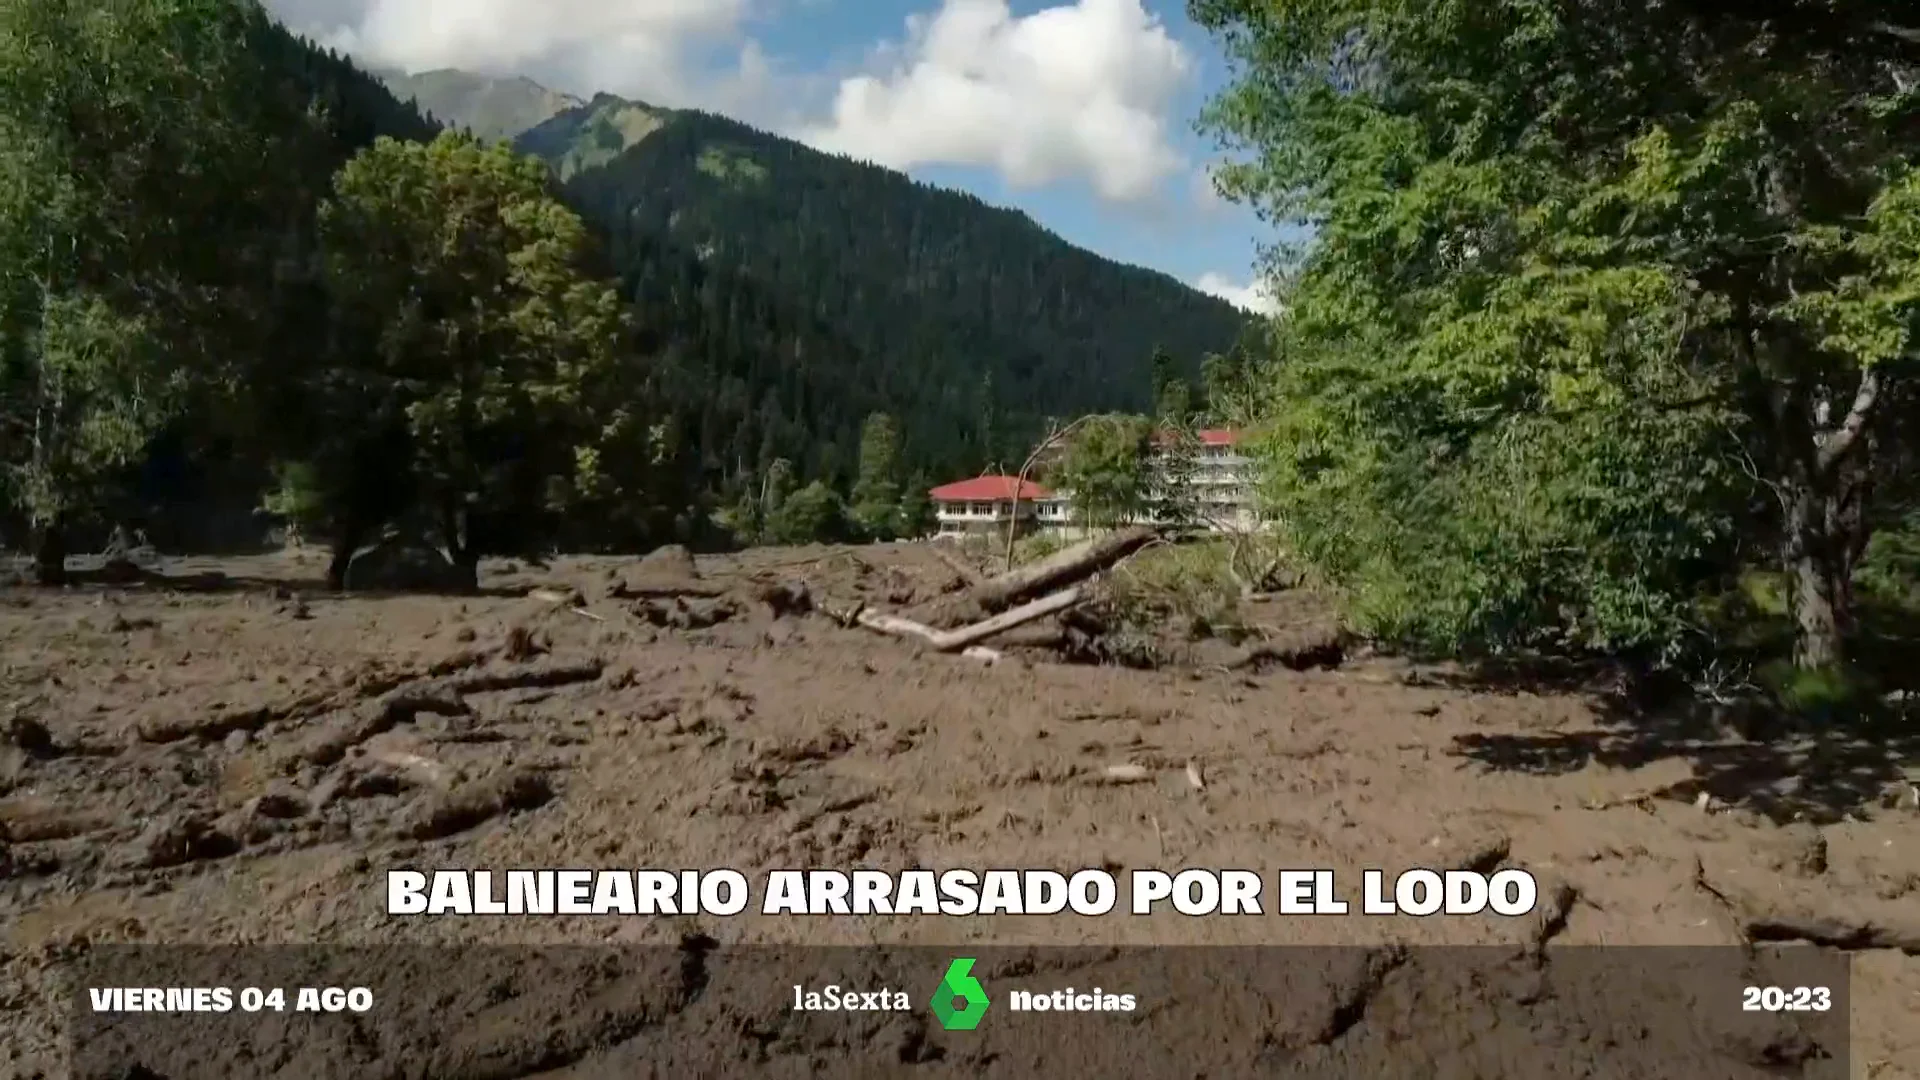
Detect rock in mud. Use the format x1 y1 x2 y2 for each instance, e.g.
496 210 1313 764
635 596 739 629
344 541 470 592
397 766 553 840
125 812 240 868
310 764 410 809
755 580 812 617
250 783 308 820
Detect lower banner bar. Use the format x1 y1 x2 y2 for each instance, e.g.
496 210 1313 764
66 943 1848 1078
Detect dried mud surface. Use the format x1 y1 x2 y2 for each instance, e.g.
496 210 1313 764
1 544 1915 1078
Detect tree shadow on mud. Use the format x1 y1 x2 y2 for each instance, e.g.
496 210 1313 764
1435 657 1917 827
29 563 530 600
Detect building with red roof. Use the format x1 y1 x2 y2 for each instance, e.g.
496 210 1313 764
927 426 1261 539
927 475 1054 502
927 475 1060 538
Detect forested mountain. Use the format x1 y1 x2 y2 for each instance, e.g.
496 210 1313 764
373 70 1250 489
513 92 1249 489
4 4 1245 578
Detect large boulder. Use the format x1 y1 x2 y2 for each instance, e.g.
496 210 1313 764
343 540 472 592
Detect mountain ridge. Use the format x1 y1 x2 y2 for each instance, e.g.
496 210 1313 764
378 68 1234 295
508 90 1248 483
377 67 584 142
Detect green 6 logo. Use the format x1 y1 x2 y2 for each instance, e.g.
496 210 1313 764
931 958 990 1030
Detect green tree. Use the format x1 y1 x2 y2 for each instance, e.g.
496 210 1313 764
766 478 844 544
1199 331 1265 427
849 411 902 539
1155 422 1201 530
1055 414 1154 529
896 473 933 538
314 131 626 588
0 0 279 581
1193 0 1920 668
761 457 795 519
1150 345 1192 422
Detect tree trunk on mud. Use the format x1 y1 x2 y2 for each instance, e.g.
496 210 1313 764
326 522 363 591
31 522 67 586
440 501 480 594
449 548 480 593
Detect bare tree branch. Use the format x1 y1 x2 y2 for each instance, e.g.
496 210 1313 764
1004 415 1093 573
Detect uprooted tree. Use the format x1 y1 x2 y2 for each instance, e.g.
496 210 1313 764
1193 0 1920 671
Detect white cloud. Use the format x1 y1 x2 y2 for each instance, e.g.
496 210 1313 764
1194 271 1278 315
266 0 767 113
798 0 1193 202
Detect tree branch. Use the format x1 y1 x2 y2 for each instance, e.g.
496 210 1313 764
1004 415 1093 573
1815 368 1882 474
1870 21 1920 45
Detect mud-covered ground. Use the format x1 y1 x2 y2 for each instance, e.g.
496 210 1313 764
1 543 1915 1078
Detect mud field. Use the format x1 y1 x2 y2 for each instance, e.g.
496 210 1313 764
1 542 1916 1078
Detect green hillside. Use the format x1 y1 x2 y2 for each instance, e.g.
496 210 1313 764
514 93 1251 487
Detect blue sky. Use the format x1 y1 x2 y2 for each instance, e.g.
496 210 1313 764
268 0 1280 311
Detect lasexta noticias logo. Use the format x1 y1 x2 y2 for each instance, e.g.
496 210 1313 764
931 957 989 1030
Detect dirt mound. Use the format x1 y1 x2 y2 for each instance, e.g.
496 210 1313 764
637 543 700 580
0 544 1913 1078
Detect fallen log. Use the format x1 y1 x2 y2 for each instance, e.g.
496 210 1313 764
824 589 1082 654
978 526 1157 608
135 651 492 743
939 588 1083 650
931 526 1159 626
607 580 728 600
272 660 604 770
982 625 1067 649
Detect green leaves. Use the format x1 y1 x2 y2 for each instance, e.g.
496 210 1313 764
1186 0 1912 659
0 0 279 543
2 291 171 523
849 412 902 540
314 131 628 556
1783 168 1920 368
1055 414 1155 529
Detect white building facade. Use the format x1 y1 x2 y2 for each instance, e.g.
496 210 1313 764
927 429 1262 539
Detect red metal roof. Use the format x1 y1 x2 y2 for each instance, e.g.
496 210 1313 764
928 475 1055 501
